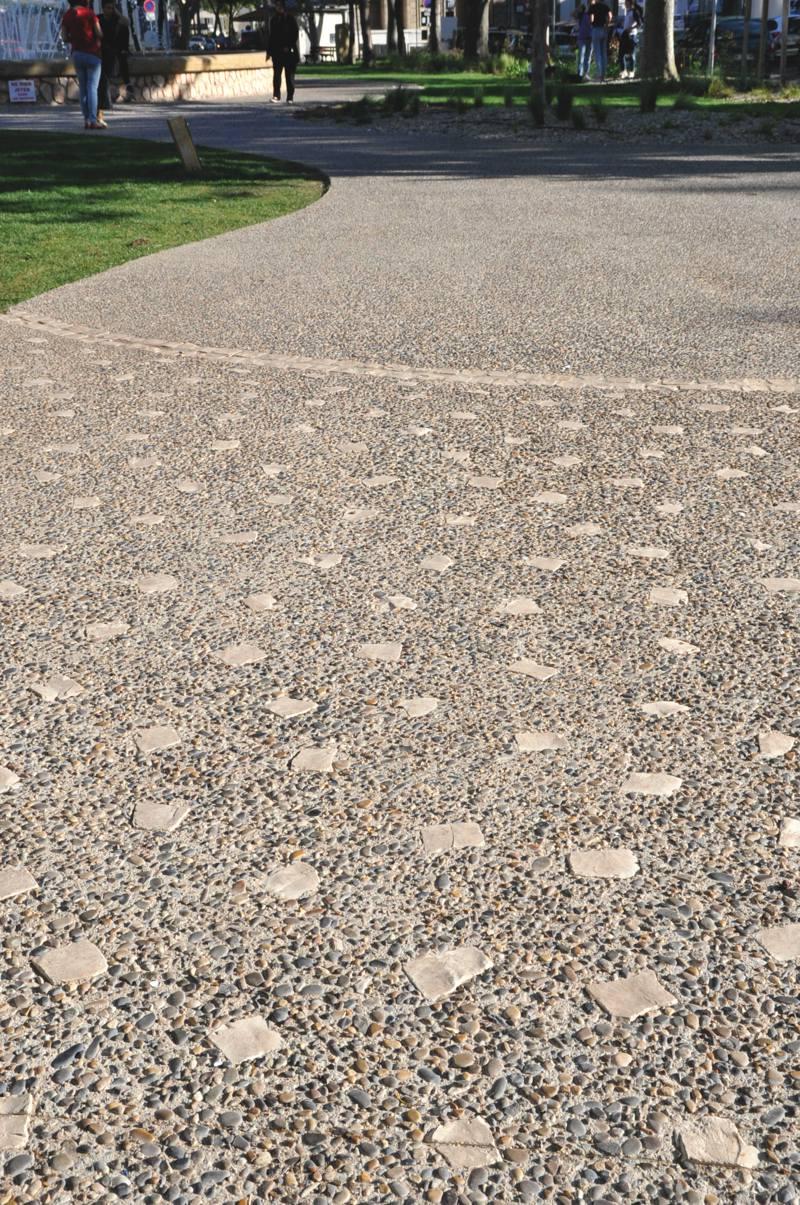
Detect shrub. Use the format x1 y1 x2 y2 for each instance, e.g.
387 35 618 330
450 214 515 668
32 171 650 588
555 84 573 120
672 91 698 110
383 86 412 114
707 76 733 99
639 79 660 112
571 108 586 129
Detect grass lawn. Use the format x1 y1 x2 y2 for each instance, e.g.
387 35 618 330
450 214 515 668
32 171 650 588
0 130 325 311
299 62 800 115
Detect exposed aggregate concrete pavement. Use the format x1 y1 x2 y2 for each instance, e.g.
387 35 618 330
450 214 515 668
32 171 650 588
0 316 798 1203
1 82 799 1204
2 93 799 382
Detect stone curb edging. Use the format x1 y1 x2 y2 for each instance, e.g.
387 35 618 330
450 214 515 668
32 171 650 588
5 312 800 396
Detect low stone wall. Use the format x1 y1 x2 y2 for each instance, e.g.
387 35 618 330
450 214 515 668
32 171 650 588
0 52 272 105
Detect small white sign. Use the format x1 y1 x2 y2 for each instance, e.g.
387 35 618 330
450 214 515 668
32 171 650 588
9 80 37 103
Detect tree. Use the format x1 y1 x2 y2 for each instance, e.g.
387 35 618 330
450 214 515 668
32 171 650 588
386 0 396 51
740 0 751 84
462 0 489 58
779 0 790 85
640 0 679 80
296 0 323 60
358 0 373 65
529 0 547 111
393 0 406 54
429 0 439 53
347 0 355 61
756 0 769 80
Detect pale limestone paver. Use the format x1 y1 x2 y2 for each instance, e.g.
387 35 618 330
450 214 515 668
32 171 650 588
568 849 639 879
420 822 485 854
132 801 191 832
778 817 800 848
431 1117 500 1170
760 577 800 595
588 969 677 1019
245 591 278 613
404 946 493 1002
0 1095 33 1152
0 866 38 900
515 731 569 753
264 863 320 901
658 637 699 657
266 697 317 719
398 696 439 718
524 555 565 571
32 938 107 986
421 553 453 572
217 643 267 667
210 1016 283 1065
291 744 337 773
135 725 181 754
30 674 84 701
297 552 342 569
621 772 682 797
134 572 179 594
757 730 795 759
640 700 689 718
85 620 129 642
494 597 540 616
509 660 559 681
677 1118 759 1169
219 530 259 545
649 587 688 607
0 579 25 601
0 767 21 792
756 923 800 962
358 641 403 662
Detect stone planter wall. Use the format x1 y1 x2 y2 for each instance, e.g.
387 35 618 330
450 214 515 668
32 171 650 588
0 52 272 105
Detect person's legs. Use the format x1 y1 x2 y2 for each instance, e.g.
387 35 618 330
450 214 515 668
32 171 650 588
590 29 605 79
272 57 284 99
285 61 295 100
578 40 591 78
84 55 101 123
73 52 87 121
98 66 110 113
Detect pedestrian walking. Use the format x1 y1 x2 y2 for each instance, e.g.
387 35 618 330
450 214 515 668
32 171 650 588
267 0 300 104
575 3 593 80
60 0 104 129
98 2 131 122
618 0 643 78
588 0 612 82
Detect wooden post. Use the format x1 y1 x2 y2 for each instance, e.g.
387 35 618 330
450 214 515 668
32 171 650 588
167 116 202 173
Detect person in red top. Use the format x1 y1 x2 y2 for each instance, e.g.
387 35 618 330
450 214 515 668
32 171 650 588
61 0 104 129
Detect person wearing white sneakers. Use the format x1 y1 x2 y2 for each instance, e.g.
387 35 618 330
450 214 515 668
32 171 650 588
267 0 300 103
60 0 104 128
619 0 643 78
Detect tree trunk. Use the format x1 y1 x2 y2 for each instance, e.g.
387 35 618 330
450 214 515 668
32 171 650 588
387 0 396 51
394 0 405 53
757 0 768 79
347 0 356 61
640 0 678 79
740 0 751 82
463 0 488 58
358 0 373 63
707 0 717 74
429 0 439 53
779 0 789 84
529 0 548 107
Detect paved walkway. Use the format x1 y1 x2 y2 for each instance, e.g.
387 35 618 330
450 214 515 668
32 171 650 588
0 84 799 1204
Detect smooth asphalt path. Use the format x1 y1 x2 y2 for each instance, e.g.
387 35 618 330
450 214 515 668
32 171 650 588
2 81 799 381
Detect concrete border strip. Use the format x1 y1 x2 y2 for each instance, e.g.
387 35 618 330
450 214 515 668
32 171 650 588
5 312 800 395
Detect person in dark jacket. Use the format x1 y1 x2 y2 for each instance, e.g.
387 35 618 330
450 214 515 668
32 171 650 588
98 1 131 119
267 0 299 103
